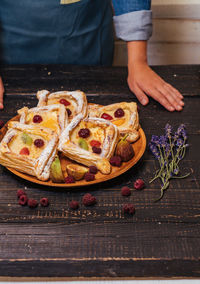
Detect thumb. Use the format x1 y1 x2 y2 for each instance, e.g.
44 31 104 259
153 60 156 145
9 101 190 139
128 81 149 106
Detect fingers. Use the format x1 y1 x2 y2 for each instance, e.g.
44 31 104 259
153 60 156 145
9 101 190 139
147 87 175 112
128 79 149 106
0 77 4 109
157 83 184 111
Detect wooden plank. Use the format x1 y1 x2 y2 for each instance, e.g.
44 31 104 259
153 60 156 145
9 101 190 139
0 65 199 278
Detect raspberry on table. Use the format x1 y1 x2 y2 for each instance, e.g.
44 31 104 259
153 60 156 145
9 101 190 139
121 186 131 196
18 195 28 206
110 156 122 167
17 189 26 198
65 176 75 184
28 199 38 208
89 166 98 174
33 115 43 123
84 172 95 182
40 197 49 207
69 200 79 210
0 120 4 129
82 193 96 206
92 146 102 154
123 203 135 215
134 179 145 190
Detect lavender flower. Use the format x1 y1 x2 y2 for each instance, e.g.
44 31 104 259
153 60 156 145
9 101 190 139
151 135 160 145
149 142 160 160
165 123 172 138
176 138 184 147
159 135 167 147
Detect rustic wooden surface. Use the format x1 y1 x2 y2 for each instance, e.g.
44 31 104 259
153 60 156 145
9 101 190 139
0 64 200 279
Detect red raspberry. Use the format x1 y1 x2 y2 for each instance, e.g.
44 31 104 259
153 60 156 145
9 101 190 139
17 189 26 198
19 147 30 155
121 186 131 196
101 113 113 120
65 176 75 184
78 128 90 138
84 172 95 182
123 204 135 215
89 166 98 174
33 115 43 123
66 108 72 116
69 200 79 210
0 120 4 129
134 179 145 190
34 139 44 148
28 199 38 208
110 156 122 167
90 140 101 148
82 193 96 206
18 195 28 206
92 146 102 154
40 197 49 207
59 99 70 106
114 108 125 118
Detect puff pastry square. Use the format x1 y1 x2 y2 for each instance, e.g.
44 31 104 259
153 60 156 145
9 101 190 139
18 104 68 135
0 122 58 181
58 117 119 174
36 90 88 122
88 102 139 143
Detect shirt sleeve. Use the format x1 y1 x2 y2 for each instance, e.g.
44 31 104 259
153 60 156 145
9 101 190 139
112 0 152 41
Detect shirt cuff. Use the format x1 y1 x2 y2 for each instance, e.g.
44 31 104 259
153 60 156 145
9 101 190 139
113 10 152 41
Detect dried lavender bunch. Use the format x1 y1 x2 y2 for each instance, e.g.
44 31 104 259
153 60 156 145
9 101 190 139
149 123 190 202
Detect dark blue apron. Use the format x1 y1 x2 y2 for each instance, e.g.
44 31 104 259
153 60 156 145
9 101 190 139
0 0 114 65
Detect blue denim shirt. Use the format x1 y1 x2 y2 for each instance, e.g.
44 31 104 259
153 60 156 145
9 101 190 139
112 0 152 41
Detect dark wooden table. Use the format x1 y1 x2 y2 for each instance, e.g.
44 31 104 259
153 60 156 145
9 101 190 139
0 64 200 280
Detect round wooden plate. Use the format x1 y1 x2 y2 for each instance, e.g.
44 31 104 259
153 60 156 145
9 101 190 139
0 115 146 187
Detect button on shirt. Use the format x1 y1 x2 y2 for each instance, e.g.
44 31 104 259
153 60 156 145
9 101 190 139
112 0 152 41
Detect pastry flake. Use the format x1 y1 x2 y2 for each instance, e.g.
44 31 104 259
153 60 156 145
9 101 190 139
18 104 68 135
58 115 119 174
36 90 88 122
88 102 139 143
0 122 58 181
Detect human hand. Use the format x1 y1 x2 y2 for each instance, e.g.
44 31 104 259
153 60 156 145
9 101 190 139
0 77 4 109
127 41 184 112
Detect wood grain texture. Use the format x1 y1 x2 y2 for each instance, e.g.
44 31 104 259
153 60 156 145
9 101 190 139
0 64 200 278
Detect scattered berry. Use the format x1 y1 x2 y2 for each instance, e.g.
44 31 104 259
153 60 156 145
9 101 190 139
134 179 145 190
101 113 113 120
18 195 28 206
84 172 95 182
110 156 122 167
40 197 49 207
17 189 26 198
28 199 38 208
65 175 75 184
92 146 102 154
90 140 101 148
121 186 131 196
114 108 125 118
59 99 70 106
82 193 96 206
89 166 98 174
0 120 4 129
123 204 135 215
19 147 30 155
78 128 90 138
34 139 44 148
66 108 72 116
69 200 79 210
33 115 43 123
